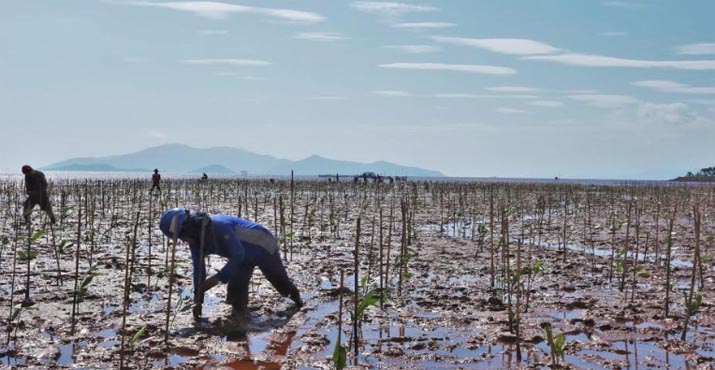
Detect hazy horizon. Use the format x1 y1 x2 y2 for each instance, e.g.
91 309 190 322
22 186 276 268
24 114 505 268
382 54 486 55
2 1 714 180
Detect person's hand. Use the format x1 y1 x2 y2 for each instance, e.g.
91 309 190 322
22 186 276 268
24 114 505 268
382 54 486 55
199 275 220 294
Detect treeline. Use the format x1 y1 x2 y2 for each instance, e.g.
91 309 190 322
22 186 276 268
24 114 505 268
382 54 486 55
685 166 715 178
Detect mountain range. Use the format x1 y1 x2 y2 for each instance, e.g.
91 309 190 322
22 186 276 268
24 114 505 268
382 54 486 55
43 144 444 177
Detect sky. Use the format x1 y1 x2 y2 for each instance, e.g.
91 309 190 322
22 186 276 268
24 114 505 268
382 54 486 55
1 0 714 179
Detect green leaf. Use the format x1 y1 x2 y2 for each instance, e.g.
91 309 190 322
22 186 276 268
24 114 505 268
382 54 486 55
332 340 347 370
554 333 566 352
130 325 146 346
30 230 46 242
1 236 9 245
533 259 544 274
356 290 380 318
18 249 38 261
59 240 73 254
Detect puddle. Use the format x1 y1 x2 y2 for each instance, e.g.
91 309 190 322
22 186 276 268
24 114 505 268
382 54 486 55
152 354 189 368
57 341 88 365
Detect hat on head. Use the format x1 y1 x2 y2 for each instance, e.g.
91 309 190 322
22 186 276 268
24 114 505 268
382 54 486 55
159 208 188 239
21 165 32 174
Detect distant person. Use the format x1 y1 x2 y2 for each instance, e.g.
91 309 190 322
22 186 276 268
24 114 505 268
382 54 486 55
151 169 161 194
201 173 208 181
21 165 56 224
159 208 303 317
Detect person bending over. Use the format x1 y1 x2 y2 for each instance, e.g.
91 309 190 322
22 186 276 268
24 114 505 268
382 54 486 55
159 208 303 317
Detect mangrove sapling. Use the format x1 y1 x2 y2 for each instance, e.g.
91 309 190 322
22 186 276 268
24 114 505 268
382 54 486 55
489 190 495 289
164 211 180 347
630 205 642 303
619 200 633 292
353 217 360 365
543 322 566 366
681 206 702 341
70 202 83 335
48 223 63 286
333 270 347 370
119 211 139 370
6 210 20 346
664 205 677 317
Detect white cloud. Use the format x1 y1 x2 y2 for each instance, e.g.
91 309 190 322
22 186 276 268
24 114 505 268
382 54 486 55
567 94 639 108
147 130 167 140
432 93 538 99
128 1 325 23
379 62 516 75
384 45 441 54
528 100 565 107
183 59 271 66
392 22 455 29
676 43 715 56
497 108 527 114
632 80 715 94
690 99 715 105
486 86 541 93
525 53 715 70
637 102 699 125
350 1 437 14
198 29 229 35
599 31 627 37
294 32 348 42
215 72 264 80
371 90 412 97
431 36 560 55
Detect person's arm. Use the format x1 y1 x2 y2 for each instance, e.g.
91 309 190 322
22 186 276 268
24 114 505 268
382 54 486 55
214 223 246 283
189 244 205 293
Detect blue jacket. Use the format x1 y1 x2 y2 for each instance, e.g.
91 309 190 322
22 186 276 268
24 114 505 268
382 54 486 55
188 215 279 288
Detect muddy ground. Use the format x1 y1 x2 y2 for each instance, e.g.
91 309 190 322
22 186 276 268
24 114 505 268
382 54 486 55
0 179 714 369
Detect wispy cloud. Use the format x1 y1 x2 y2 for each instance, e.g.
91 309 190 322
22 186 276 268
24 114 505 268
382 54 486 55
215 72 264 80
528 100 565 107
384 44 441 54
128 1 325 23
379 62 516 75
524 53 715 70
432 93 538 99
431 36 560 55
632 80 715 94
689 99 715 106
486 86 541 93
637 102 700 125
183 58 271 66
497 108 527 114
198 29 229 35
294 32 348 42
567 94 639 108
675 43 715 56
350 1 437 14
599 31 627 37
371 90 412 97
392 22 454 29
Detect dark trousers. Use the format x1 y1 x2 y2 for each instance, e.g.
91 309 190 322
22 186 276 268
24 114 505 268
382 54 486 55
23 191 56 224
225 249 296 311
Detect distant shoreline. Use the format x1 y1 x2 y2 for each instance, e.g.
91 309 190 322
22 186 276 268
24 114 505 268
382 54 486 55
2 170 709 187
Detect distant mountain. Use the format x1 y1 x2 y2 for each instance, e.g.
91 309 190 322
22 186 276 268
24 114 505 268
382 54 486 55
191 164 236 174
43 143 444 177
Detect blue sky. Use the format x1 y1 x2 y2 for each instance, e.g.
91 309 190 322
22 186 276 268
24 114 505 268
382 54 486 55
1 0 714 179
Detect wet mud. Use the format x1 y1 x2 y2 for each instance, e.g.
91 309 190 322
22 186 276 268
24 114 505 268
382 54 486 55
0 179 713 369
